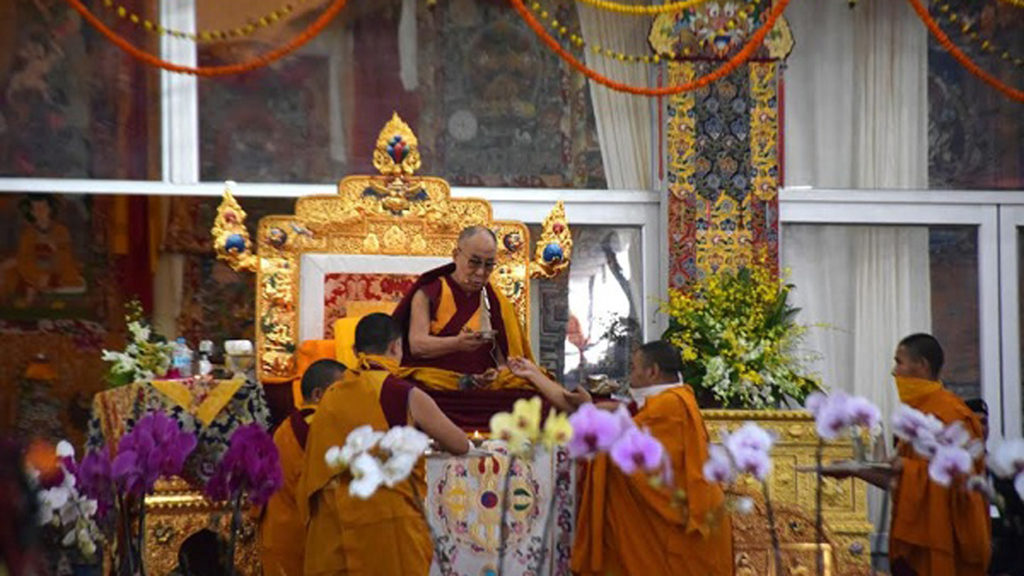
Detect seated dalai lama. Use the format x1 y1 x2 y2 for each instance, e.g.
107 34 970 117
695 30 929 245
392 225 535 392
388 225 552 428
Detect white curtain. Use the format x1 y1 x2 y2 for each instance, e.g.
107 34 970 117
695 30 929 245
782 0 930 559
577 4 653 190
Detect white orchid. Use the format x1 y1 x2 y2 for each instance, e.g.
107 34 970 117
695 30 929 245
339 426 384 468
349 452 385 499
379 426 431 457
381 452 420 488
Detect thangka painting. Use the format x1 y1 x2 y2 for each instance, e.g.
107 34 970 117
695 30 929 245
417 0 605 187
666 61 781 288
0 0 155 178
927 0 1024 189
425 444 575 576
0 194 107 324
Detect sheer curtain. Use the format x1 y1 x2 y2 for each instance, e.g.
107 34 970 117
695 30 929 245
782 0 930 560
577 4 653 190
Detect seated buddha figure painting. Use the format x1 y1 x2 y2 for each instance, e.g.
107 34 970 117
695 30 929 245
0 194 95 319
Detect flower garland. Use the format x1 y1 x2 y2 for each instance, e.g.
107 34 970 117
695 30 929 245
98 0 307 42
62 0 348 76
933 2 1024 70
528 0 764 63
905 0 1024 102
573 0 712 15
996 0 1024 8
510 0 791 96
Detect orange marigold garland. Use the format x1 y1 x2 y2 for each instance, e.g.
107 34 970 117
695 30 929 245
63 0 348 76
508 0 792 97
905 0 1024 102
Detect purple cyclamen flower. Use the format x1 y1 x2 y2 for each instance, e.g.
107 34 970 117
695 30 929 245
76 449 114 519
609 427 665 475
702 444 735 484
112 412 197 498
928 445 973 487
205 424 283 507
815 400 851 440
567 404 628 459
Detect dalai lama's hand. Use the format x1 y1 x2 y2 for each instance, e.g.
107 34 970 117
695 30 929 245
455 329 491 352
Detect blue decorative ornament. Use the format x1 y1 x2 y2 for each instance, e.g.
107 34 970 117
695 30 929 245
542 242 563 263
224 233 247 253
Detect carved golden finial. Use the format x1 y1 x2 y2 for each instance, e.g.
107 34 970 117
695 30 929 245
211 181 258 272
530 201 572 279
373 112 422 177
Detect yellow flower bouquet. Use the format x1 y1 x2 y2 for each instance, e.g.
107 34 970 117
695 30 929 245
661 261 820 409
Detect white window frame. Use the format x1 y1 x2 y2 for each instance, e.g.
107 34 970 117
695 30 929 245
998 204 1024 438
781 188 1015 437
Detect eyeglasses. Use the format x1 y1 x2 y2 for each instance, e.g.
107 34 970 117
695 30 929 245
456 249 496 272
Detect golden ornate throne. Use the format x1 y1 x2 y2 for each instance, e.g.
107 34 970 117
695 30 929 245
212 113 572 393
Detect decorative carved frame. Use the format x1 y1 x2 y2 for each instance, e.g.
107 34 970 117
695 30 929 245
212 114 571 381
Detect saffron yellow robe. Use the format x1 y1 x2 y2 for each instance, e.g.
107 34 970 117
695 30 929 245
571 386 733 576
299 358 432 576
392 263 534 391
891 378 991 576
260 410 313 576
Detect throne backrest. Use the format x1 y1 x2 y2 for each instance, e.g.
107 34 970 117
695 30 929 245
216 114 538 382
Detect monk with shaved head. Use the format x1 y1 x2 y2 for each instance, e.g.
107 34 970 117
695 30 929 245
391 225 539 392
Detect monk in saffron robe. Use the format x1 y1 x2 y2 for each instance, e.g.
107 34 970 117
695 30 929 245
830 333 990 576
300 313 470 576
260 358 346 576
391 225 535 391
572 341 733 576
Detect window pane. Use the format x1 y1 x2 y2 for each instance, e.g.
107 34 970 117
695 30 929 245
198 1 605 186
781 224 980 402
531 225 642 386
927 2 1024 189
0 2 160 178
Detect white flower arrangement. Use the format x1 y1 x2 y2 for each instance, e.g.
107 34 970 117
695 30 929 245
101 317 174 387
31 441 103 560
324 425 431 499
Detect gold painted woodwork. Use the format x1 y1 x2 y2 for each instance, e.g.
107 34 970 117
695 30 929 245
143 477 260 575
705 409 875 574
210 113 570 381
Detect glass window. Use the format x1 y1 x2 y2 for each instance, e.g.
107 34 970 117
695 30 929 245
0 2 160 179
530 225 643 387
927 4 1024 189
197 1 605 186
781 224 981 401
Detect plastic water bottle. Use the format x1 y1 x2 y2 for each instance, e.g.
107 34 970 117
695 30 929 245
197 340 214 376
171 337 194 378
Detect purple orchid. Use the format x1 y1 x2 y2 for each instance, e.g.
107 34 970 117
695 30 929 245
702 422 776 482
567 404 628 459
205 424 283 507
928 445 973 487
77 449 114 519
702 444 736 484
112 411 197 498
609 427 665 475
805 391 881 440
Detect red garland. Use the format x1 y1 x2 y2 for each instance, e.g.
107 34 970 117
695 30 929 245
905 0 1024 102
508 0 792 97
63 0 348 77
